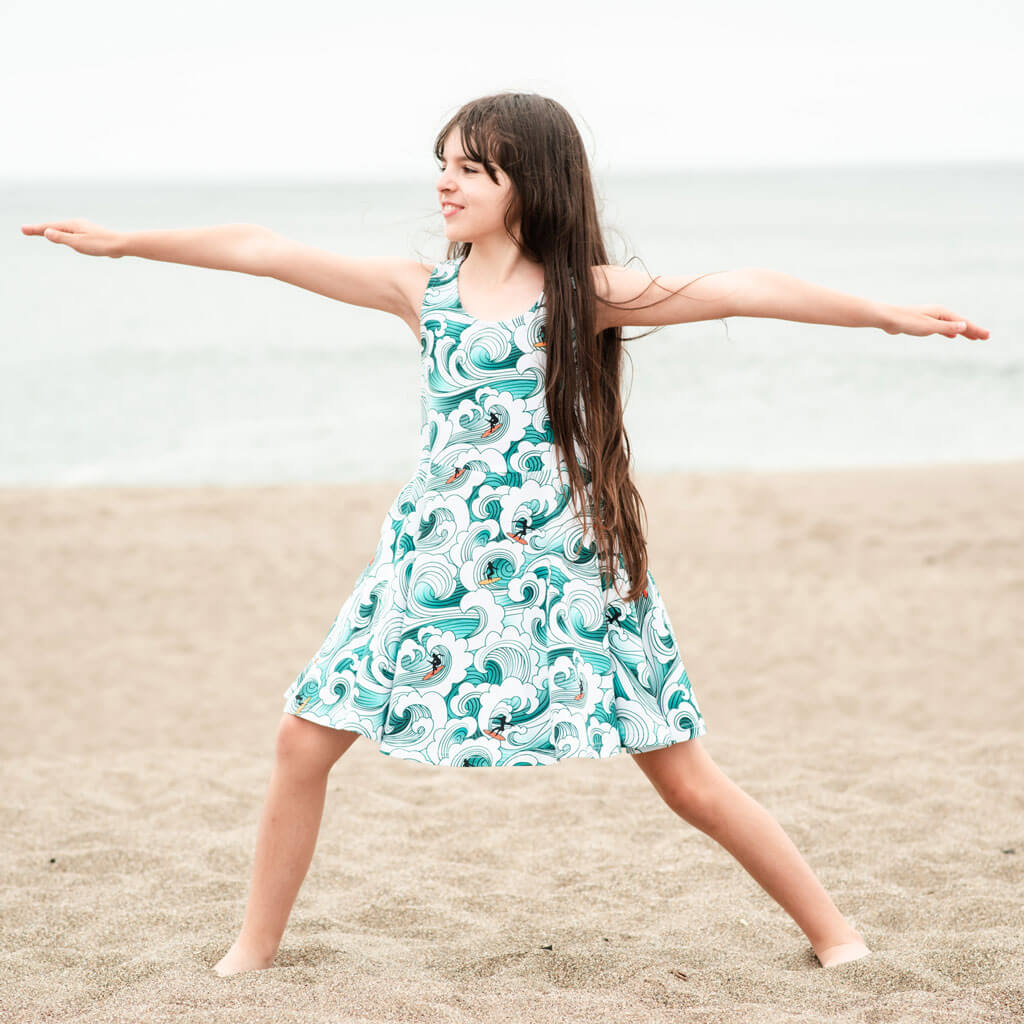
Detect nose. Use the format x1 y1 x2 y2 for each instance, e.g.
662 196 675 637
436 165 458 193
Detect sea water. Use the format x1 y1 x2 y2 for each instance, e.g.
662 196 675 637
2 162 1020 486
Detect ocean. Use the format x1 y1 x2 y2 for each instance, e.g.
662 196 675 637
2 162 1020 486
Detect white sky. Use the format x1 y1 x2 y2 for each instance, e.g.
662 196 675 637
2 0 1021 181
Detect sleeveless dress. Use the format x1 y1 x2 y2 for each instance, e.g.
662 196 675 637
281 254 707 767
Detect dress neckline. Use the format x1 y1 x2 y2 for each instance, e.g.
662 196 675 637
452 255 544 325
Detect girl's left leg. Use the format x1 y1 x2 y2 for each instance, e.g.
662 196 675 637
630 736 871 968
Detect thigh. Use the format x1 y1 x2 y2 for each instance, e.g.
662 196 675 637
275 712 361 772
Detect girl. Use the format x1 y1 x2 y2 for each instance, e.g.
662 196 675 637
22 91 987 980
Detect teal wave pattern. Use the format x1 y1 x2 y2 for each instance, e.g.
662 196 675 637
282 256 707 766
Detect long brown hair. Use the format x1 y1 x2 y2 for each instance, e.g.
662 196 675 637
433 92 698 605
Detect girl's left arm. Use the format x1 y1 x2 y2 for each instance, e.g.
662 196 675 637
731 267 989 340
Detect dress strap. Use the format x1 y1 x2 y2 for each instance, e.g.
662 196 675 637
419 258 461 325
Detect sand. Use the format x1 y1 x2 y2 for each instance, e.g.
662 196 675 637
1 462 1022 1023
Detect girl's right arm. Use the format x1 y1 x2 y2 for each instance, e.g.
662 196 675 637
21 219 430 333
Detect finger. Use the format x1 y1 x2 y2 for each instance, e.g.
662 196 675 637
935 309 980 338
961 321 990 340
20 224 60 236
43 227 80 247
21 220 81 236
931 315 966 336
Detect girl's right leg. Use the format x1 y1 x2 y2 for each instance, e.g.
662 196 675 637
212 713 361 976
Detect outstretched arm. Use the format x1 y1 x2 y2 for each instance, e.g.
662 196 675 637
21 219 275 274
21 219 430 328
596 264 989 340
730 267 989 340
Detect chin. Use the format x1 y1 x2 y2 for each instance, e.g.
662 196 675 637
444 217 475 240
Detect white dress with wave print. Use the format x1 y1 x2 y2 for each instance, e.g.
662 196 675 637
282 254 707 767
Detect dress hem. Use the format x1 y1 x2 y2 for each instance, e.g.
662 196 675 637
281 704 707 768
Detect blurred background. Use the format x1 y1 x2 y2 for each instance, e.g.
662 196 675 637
3 0 1021 486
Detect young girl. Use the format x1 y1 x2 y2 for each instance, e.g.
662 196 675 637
23 91 987 979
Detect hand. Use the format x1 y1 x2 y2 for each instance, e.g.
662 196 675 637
21 218 124 258
880 303 989 340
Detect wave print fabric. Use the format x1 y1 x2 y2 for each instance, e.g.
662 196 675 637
282 255 707 767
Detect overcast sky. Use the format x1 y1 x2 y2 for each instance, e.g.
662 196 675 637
3 0 1021 182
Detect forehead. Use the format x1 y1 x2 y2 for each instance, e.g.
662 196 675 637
441 134 470 160
441 128 489 161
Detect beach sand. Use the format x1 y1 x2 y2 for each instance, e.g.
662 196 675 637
1 462 1022 1023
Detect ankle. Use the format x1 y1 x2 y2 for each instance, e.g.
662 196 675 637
815 938 871 968
232 932 280 962
810 925 864 955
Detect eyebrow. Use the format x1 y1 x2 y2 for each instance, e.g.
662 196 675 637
438 154 477 163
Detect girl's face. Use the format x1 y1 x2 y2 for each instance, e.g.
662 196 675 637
436 129 518 242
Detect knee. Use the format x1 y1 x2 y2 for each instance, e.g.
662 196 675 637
643 770 716 831
274 713 354 775
633 739 729 831
661 779 725 832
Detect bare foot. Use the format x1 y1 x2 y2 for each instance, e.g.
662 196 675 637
815 939 872 968
212 940 276 977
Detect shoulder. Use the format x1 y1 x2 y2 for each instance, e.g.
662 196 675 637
392 259 445 337
590 264 651 306
394 258 439 298
535 265 629 333
590 264 633 333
